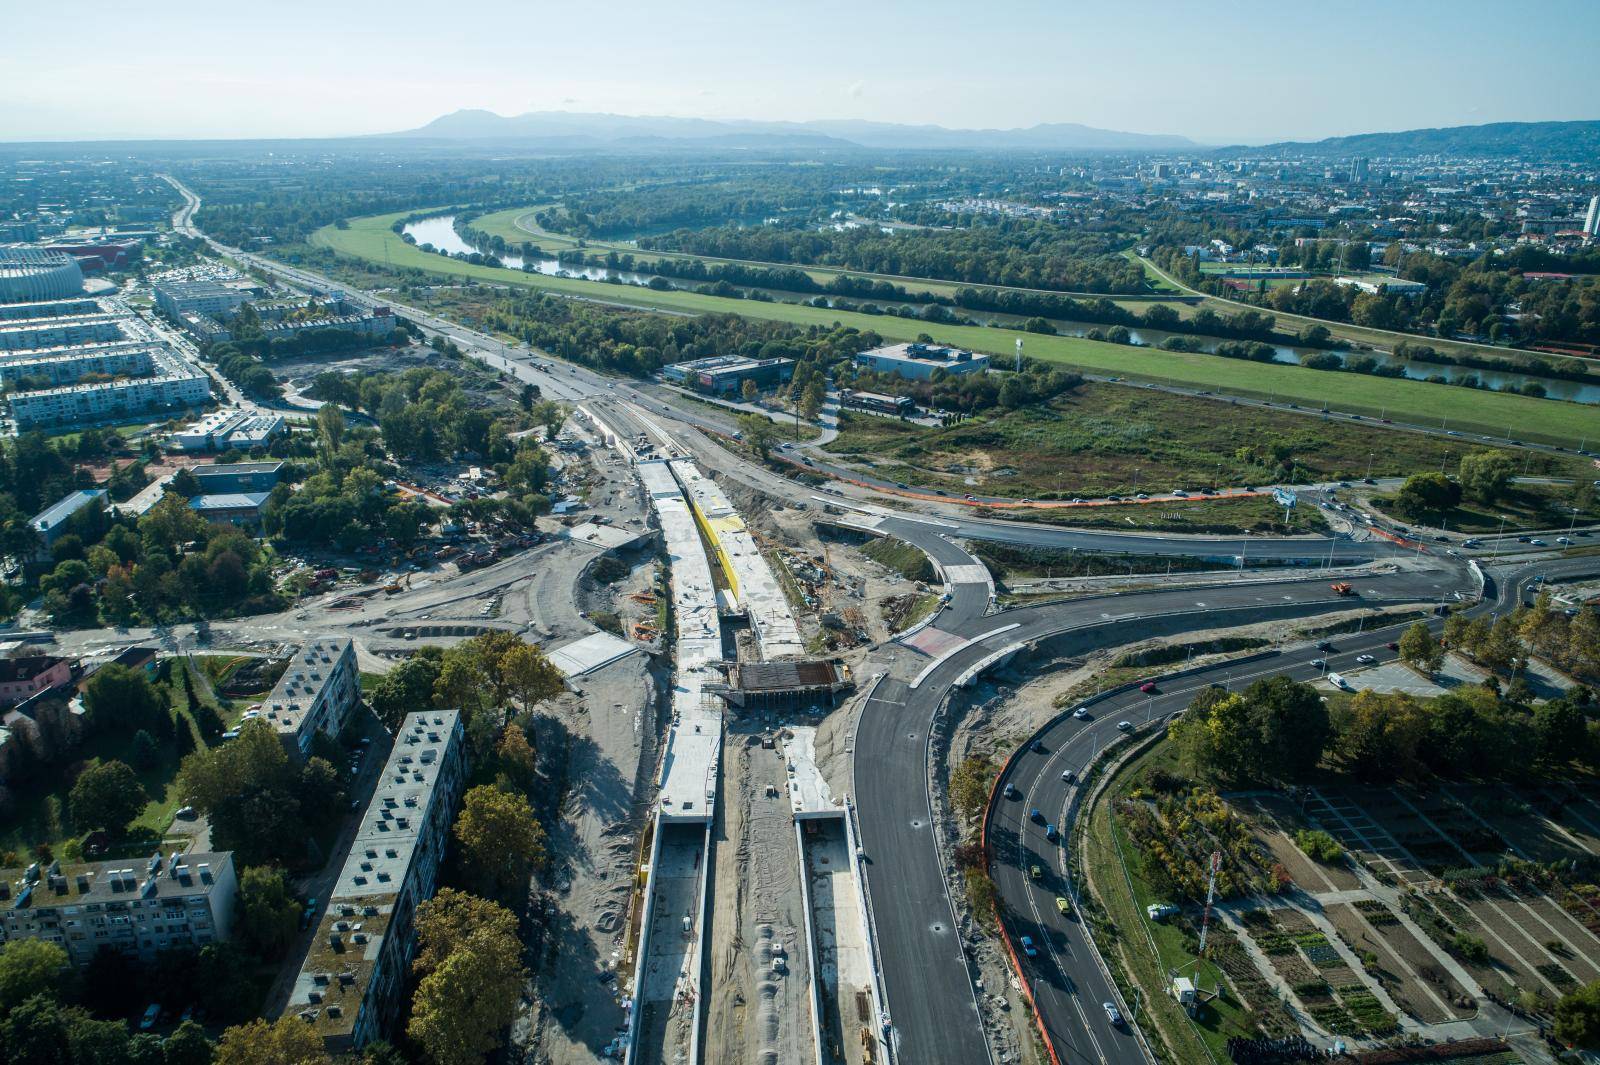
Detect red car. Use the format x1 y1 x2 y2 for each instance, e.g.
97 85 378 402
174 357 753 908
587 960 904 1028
1386 641 1399 651
1139 682 1157 693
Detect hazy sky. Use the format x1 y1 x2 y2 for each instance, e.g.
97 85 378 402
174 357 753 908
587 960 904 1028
4 0 1597 144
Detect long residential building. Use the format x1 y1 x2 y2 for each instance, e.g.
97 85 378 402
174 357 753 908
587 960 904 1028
0 345 155 388
288 710 466 1054
7 346 210 430
261 638 360 758
0 298 102 322
0 851 237 967
0 315 125 352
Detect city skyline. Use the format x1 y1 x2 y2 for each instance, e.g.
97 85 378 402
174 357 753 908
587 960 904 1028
3 0 1599 144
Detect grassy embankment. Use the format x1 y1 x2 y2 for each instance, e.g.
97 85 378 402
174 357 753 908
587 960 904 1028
311 210 1596 447
1368 481 1600 534
823 383 1582 503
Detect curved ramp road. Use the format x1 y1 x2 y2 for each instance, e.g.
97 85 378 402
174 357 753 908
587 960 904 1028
986 556 1599 1064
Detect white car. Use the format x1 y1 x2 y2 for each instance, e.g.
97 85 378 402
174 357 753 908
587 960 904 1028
1557 537 1572 545
1073 708 1089 720
1356 654 1376 665
1117 720 1134 733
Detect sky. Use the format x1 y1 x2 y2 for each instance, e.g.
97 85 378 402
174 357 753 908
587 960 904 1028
4 0 1598 144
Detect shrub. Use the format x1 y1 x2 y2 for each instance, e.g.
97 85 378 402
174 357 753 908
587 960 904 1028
1295 829 1345 864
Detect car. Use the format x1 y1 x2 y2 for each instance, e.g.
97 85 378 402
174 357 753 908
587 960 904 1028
1531 539 1547 546
1032 739 1047 754
1518 535 1532 543
1045 824 1058 842
1117 720 1134 733
174 806 197 820
1103 1002 1124 1026
1558 536 1573 545
1020 935 1038 957
1310 658 1326 669
1363 477 1377 485
1171 489 1188 497
1316 640 1334 652
1021 497 1034 504
1004 783 1021 800
1061 769 1075 784
1029 864 1043 881
1030 807 1044 823
1056 896 1072 916
1356 654 1376 664
1136 492 1149 500
1072 707 1090 720
140 1004 162 1032
1139 681 1157 693
1071 497 1086 504
965 494 977 501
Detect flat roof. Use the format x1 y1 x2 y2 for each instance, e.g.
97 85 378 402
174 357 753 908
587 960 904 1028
193 460 284 477
190 492 270 512
547 631 638 677
0 851 233 908
261 638 354 740
30 488 106 532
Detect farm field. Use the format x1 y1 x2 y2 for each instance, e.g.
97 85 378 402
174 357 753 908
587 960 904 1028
821 383 1577 502
311 210 1596 445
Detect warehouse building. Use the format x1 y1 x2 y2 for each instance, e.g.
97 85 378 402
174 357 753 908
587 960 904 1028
287 710 466 1054
853 341 989 380
0 851 237 967
661 354 794 394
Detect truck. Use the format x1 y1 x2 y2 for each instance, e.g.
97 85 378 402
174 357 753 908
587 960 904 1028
1330 582 1355 596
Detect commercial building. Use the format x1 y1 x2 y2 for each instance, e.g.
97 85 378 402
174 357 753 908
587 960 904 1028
152 280 250 320
1332 275 1428 297
191 460 284 494
262 638 360 758
661 354 794 394
168 409 286 452
0 315 124 351
30 489 107 555
190 491 271 529
288 710 465 1054
0 852 237 967
839 389 914 416
853 341 989 381
7 348 210 431
0 249 84 303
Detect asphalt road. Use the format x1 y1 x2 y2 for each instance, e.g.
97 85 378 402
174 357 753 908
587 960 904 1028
985 555 1600 1065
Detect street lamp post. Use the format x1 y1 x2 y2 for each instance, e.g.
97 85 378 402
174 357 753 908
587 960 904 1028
1366 452 1375 481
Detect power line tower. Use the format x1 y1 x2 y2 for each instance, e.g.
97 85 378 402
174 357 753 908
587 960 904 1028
1196 851 1223 957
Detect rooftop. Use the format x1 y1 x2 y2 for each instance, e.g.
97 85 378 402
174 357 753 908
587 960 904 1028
190 491 271 512
261 638 354 739
30 489 106 533
0 851 232 908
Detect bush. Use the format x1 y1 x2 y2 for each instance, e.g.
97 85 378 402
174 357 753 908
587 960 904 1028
1451 933 1490 964
1295 829 1345 864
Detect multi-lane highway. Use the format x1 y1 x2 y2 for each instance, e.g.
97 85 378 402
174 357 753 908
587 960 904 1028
164 178 1597 1065
985 555 1600 1065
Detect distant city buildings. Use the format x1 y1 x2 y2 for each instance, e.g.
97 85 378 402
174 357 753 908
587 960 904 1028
0 852 238 968
261 638 360 758
854 341 989 381
288 710 466 1054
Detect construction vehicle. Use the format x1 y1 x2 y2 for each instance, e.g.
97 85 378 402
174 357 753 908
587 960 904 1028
1330 582 1355 596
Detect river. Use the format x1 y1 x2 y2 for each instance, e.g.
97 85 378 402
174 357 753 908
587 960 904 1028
403 215 1599 404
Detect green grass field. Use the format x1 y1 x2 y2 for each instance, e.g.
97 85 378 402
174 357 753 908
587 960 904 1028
313 210 1598 445
823 384 1580 501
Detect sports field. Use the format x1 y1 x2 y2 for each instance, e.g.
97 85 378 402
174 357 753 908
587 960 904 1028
312 210 1597 445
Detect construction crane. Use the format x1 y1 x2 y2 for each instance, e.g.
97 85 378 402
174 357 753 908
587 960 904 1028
1196 851 1223 957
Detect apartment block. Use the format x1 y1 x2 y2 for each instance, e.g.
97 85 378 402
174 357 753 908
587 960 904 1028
0 852 237 967
288 711 466 1053
262 638 360 758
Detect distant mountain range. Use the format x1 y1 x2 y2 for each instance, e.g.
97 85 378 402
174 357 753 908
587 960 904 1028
386 109 1197 151
1237 120 1600 160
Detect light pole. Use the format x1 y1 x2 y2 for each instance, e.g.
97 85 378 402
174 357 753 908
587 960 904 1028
1440 450 1451 475
1492 513 1508 559
1133 467 1140 495
1366 452 1375 481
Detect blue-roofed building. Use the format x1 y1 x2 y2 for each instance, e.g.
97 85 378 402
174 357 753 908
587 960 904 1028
29 489 107 557
189 491 271 530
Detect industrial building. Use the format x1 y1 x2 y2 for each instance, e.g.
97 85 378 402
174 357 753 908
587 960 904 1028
0 249 85 303
261 638 360 759
7 347 210 430
169 409 286 452
661 354 794 394
839 389 915 416
0 851 237 967
853 341 989 380
288 710 465 1054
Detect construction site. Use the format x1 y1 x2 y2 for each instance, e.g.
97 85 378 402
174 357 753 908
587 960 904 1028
582 401 888 1065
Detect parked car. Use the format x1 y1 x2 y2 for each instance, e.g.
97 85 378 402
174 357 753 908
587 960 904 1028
174 806 197 820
